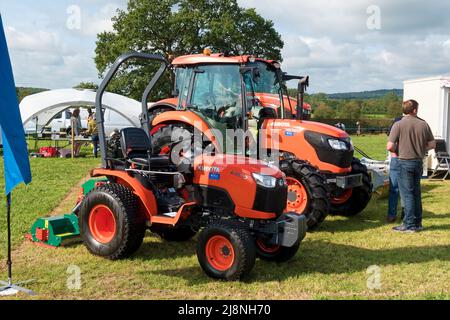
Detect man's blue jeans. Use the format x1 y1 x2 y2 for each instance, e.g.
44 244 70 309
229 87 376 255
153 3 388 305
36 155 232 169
388 157 402 218
398 159 423 228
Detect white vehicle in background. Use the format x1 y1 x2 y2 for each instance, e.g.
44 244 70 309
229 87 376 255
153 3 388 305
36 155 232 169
24 107 135 137
48 108 88 133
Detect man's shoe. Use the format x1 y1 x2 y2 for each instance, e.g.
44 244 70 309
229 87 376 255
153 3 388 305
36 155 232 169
416 225 424 231
393 225 417 233
386 216 397 223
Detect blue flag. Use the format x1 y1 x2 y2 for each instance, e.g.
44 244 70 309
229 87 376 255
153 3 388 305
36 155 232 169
0 14 32 195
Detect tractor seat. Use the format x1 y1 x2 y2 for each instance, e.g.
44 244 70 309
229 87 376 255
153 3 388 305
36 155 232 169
120 127 172 170
129 156 171 169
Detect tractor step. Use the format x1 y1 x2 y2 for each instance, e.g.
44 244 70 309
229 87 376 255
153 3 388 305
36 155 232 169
29 213 80 247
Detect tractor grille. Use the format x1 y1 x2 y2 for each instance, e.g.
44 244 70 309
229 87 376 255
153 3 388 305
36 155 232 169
304 131 354 168
253 181 288 216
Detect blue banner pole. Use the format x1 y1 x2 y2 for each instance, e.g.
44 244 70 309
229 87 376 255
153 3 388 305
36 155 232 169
0 192 36 296
6 193 12 285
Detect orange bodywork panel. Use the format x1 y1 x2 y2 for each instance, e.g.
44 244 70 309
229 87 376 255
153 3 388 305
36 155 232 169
151 110 223 152
262 119 352 174
193 154 280 219
256 92 310 116
91 168 158 219
90 168 196 225
172 53 276 66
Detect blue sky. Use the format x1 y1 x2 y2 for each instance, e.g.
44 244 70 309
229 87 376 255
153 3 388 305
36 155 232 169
1 0 450 93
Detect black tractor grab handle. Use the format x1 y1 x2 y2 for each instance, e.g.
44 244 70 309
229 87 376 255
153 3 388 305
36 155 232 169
95 52 169 168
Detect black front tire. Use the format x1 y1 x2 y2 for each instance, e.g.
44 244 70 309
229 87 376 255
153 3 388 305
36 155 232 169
280 159 329 230
79 183 146 260
255 240 300 262
329 158 373 216
197 221 256 281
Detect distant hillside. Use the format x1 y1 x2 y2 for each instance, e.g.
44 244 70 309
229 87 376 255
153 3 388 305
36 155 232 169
326 89 403 100
16 87 48 102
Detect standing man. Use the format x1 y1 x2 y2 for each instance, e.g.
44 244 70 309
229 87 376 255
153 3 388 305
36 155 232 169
386 115 405 223
387 100 436 232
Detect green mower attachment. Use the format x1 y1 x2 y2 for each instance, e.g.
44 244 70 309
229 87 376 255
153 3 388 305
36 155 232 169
29 213 80 247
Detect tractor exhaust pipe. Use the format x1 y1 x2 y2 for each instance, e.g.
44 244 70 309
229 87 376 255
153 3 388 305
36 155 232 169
296 76 309 121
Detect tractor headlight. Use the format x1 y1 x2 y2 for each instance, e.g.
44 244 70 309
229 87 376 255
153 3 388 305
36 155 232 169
328 139 349 151
252 173 277 188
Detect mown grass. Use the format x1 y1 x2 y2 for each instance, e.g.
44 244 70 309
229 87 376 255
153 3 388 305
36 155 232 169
0 158 100 256
1 134 450 300
352 134 388 160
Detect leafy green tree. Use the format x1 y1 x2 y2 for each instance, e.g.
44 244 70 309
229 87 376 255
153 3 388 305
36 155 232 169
313 102 336 119
74 82 99 90
338 100 362 119
95 0 283 101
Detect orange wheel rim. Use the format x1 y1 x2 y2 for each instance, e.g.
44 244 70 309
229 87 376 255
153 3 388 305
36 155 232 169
256 238 281 254
331 189 353 205
88 205 117 244
286 177 308 214
205 235 235 271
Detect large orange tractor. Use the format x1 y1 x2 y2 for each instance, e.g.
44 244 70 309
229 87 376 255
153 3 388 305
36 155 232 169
75 52 307 280
149 51 372 228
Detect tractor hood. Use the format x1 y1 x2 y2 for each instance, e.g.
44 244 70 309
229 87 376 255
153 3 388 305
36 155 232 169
193 154 287 218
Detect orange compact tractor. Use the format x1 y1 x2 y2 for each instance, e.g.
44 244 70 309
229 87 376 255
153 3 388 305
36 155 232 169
76 52 307 280
149 51 372 228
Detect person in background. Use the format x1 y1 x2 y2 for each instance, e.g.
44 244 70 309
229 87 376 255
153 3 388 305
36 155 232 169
356 121 361 136
386 115 405 223
387 100 436 232
70 108 83 157
86 113 99 158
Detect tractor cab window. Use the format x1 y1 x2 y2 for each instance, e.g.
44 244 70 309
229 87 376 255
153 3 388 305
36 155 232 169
189 64 243 130
247 61 281 95
176 67 193 109
246 61 287 118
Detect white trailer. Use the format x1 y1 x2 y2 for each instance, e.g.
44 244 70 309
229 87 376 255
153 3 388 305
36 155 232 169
403 76 450 173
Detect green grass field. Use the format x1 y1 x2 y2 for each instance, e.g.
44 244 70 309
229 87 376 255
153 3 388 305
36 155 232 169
1 134 450 300
0 158 100 255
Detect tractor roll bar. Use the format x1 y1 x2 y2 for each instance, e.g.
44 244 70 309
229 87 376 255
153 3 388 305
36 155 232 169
95 52 169 168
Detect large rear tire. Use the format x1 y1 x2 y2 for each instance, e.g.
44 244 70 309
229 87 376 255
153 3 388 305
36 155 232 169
197 221 256 281
79 183 146 260
151 123 204 172
329 158 373 216
280 159 329 230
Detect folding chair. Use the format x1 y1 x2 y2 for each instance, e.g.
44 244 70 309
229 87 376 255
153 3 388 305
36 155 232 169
429 139 450 180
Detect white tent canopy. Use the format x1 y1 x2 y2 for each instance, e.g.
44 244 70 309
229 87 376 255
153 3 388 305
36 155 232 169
20 89 142 128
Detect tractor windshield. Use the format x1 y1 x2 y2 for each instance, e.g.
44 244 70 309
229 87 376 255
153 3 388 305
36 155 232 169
187 64 243 130
247 61 281 95
245 61 292 118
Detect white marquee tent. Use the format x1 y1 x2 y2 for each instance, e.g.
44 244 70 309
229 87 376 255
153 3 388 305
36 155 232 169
20 89 142 132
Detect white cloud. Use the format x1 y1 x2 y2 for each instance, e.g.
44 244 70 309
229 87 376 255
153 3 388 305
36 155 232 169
3 0 450 92
238 0 450 92
5 27 61 53
78 3 124 36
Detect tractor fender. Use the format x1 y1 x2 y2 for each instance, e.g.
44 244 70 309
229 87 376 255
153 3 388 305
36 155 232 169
151 110 222 152
149 98 177 112
90 168 158 220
